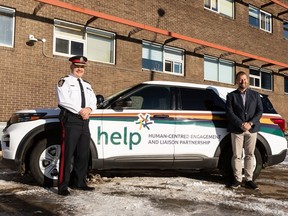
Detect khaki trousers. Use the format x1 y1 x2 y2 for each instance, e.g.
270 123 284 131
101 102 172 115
231 131 257 182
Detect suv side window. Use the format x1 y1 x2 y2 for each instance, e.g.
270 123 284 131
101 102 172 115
127 86 172 110
179 88 225 111
261 94 277 114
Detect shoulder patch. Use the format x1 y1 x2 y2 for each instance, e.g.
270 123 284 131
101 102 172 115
58 79 65 87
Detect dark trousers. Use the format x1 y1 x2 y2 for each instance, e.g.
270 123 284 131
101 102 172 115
58 112 90 192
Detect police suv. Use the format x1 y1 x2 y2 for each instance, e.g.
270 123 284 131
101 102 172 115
1 81 287 186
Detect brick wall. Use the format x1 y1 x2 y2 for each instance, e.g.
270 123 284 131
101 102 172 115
0 0 288 122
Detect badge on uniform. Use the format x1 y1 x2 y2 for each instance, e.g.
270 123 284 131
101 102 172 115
58 79 65 87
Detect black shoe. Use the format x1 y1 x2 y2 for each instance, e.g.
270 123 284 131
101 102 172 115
58 189 70 196
72 186 95 191
230 180 242 189
245 181 259 190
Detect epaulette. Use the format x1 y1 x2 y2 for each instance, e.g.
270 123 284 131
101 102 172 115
83 79 90 84
58 75 68 80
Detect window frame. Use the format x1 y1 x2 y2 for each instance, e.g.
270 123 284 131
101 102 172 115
163 46 184 74
0 6 15 48
142 41 185 76
86 27 116 64
249 67 273 91
54 20 86 57
249 5 272 33
204 55 235 84
249 68 261 89
53 19 115 64
261 69 273 90
204 0 234 18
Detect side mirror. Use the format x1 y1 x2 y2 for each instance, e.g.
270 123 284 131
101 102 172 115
96 95 105 108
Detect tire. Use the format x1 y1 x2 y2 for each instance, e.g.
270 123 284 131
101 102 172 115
218 145 234 182
219 145 263 181
252 147 262 180
30 137 62 187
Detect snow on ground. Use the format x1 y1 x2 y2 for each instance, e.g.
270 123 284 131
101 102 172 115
56 155 288 216
61 175 288 216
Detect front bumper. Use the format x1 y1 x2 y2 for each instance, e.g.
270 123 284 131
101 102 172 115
266 149 287 166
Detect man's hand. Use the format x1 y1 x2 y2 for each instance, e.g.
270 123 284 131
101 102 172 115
79 107 92 120
241 122 252 131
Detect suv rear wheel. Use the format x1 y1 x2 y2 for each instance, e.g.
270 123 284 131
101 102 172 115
219 144 263 181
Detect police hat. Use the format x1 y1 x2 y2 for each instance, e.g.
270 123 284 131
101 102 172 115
69 55 88 66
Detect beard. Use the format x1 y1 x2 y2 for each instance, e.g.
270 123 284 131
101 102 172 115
238 83 247 91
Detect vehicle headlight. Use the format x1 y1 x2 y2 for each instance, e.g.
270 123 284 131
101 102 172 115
10 113 47 123
4 113 47 131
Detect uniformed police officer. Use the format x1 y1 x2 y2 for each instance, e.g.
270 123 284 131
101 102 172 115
56 55 97 196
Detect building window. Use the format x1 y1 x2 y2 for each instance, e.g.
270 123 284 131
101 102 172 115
284 77 288 93
86 28 115 63
249 67 272 90
142 41 184 75
284 21 288 39
164 47 183 74
204 56 234 84
0 6 15 47
54 20 115 64
204 0 234 18
249 5 271 33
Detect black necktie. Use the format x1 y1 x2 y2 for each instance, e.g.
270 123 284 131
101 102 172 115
77 78 85 108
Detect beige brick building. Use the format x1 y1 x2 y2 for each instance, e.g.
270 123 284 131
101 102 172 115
1 0 288 124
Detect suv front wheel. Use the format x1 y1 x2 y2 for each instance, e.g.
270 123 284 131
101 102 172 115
29 137 62 187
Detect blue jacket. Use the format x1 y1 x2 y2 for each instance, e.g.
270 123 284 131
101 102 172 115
226 88 263 133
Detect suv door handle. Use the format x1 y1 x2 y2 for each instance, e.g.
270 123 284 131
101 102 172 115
153 114 169 118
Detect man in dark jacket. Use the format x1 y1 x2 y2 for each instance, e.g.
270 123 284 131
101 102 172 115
226 71 263 190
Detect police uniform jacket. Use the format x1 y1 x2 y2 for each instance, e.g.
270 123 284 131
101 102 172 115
226 88 263 133
57 74 97 114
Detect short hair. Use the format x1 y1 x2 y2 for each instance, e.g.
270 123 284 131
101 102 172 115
236 71 248 80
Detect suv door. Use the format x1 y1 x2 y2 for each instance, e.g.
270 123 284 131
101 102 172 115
173 87 227 168
92 85 175 169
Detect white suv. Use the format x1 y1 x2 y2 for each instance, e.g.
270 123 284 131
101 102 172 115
1 81 287 186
